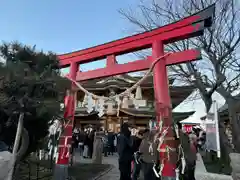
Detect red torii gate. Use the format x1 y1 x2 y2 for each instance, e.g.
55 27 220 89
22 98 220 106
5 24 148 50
56 5 215 179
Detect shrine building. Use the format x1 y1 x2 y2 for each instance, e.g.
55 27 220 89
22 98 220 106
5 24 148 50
73 74 195 132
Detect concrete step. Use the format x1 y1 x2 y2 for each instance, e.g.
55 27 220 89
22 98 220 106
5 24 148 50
196 172 232 180
195 153 232 180
195 153 207 173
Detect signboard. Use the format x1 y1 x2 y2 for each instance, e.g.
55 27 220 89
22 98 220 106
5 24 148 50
205 101 221 158
183 125 193 133
205 122 217 150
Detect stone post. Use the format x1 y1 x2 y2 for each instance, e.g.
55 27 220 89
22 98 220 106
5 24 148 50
92 131 104 164
230 153 240 180
0 151 14 180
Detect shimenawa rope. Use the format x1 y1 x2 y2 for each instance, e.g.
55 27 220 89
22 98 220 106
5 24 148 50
65 53 172 100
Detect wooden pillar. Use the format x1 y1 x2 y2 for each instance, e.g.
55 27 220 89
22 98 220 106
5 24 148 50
132 117 136 126
104 117 108 131
120 117 123 126
113 117 117 133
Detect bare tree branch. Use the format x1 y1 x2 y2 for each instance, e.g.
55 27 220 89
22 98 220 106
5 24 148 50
120 0 240 151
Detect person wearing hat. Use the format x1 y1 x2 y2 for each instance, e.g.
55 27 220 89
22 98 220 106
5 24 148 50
117 123 133 180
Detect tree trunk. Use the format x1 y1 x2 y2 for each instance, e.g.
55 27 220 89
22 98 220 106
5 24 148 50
16 128 29 162
13 128 29 180
219 119 233 162
227 100 240 152
7 113 24 180
225 99 240 180
216 87 240 152
230 153 240 180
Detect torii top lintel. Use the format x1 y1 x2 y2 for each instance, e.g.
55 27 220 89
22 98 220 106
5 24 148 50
58 5 215 81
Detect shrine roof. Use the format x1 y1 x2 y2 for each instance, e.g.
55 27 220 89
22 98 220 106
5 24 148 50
119 108 194 119
76 74 174 89
74 108 194 122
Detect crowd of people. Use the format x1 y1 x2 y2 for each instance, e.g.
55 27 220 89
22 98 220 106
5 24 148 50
117 122 206 180
72 128 95 159
72 127 118 159
71 123 206 180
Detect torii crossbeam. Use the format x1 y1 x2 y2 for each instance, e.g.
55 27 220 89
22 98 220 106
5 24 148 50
55 4 215 179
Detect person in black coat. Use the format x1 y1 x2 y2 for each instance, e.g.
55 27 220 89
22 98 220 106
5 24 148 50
83 131 89 158
177 122 197 180
103 131 109 157
88 129 95 159
78 129 85 156
107 131 115 155
131 130 144 180
117 123 133 180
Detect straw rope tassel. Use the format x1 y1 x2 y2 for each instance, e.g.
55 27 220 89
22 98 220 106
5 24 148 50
178 145 186 174
159 120 163 132
158 159 165 176
175 168 180 180
149 143 153 154
157 127 169 151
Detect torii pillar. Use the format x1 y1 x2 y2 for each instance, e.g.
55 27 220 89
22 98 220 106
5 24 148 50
152 41 176 178
53 62 78 180
54 4 215 180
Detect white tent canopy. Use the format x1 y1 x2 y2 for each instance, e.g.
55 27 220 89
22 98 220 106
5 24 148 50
180 117 202 125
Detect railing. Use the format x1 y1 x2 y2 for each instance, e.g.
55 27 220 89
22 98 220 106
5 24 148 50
13 159 53 180
13 149 76 180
